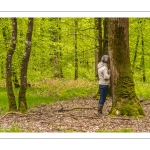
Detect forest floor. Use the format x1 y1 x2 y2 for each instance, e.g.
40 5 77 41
0 96 150 132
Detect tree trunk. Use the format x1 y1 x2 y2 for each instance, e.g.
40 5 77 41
58 18 63 78
6 18 17 111
18 18 34 113
52 18 62 78
2 26 8 79
94 18 103 79
108 18 145 116
95 18 103 62
74 19 78 80
3 24 20 87
132 19 140 72
103 18 108 55
141 25 146 82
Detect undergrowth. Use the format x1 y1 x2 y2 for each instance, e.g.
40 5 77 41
0 79 97 113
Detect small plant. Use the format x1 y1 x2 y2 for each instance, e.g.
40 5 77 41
96 128 133 132
0 124 24 132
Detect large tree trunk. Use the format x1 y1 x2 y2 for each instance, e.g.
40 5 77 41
6 18 17 111
18 18 34 113
108 18 145 116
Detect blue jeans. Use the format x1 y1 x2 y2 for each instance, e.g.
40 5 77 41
99 85 108 105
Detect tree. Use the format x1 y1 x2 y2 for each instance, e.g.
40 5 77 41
103 18 108 55
74 18 78 80
51 18 62 78
18 18 34 113
94 18 103 79
6 18 17 111
108 18 145 116
132 19 140 72
140 19 146 82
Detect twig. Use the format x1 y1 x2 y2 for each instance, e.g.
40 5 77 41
0 111 25 120
109 117 132 120
57 107 97 112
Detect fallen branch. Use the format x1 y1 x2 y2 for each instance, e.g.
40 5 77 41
0 111 26 120
55 112 98 120
57 107 97 112
109 117 132 120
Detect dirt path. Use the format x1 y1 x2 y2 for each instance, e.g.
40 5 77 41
0 96 150 132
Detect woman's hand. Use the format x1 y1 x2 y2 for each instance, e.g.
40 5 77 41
108 69 111 74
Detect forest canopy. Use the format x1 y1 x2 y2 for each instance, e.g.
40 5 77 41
0 18 149 82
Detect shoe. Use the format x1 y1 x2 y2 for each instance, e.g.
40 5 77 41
98 104 103 115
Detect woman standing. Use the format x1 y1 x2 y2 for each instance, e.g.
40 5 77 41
97 55 111 115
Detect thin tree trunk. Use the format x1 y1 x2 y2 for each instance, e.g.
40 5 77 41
58 18 63 78
74 19 78 80
1 61 4 79
108 18 145 116
132 19 140 72
2 26 8 79
94 19 98 79
6 18 17 111
94 18 103 79
141 24 146 82
18 18 34 113
96 18 103 62
52 18 60 78
3 24 20 87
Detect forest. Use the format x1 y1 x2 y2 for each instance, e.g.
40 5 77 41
0 17 150 132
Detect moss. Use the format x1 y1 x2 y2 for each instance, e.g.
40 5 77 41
109 98 145 116
119 101 144 116
115 74 136 99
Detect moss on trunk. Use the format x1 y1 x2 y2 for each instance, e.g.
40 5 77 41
108 18 145 117
18 87 27 113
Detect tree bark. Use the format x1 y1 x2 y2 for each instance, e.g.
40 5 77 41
141 26 146 82
103 18 108 55
108 18 145 116
6 18 17 111
95 18 103 62
132 19 140 72
18 18 34 113
58 18 63 78
51 18 61 78
74 19 78 80
94 18 103 79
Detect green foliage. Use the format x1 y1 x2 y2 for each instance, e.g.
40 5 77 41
27 79 97 108
134 73 150 101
